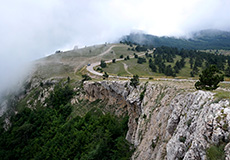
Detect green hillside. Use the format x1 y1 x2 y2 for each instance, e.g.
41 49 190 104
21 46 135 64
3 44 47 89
102 46 230 80
122 29 230 50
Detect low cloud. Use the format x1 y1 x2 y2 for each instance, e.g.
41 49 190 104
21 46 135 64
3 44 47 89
0 0 230 96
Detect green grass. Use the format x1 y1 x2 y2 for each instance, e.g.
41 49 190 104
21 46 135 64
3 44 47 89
106 58 158 77
35 44 116 79
103 62 130 76
177 58 201 78
164 55 181 66
104 55 202 78
56 44 112 58
101 44 134 60
201 49 230 56
219 82 230 89
35 43 200 80
214 91 230 100
125 59 163 77
34 62 74 79
112 45 136 59
206 144 225 160
165 56 201 78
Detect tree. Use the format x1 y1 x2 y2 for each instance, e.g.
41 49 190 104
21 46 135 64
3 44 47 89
192 64 199 75
100 60 107 68
82 74 92 82
137 57 146 64
225 66 230 77
112 59 116 63
189 58 194 69
47 83 74 108
175 60 181 70
158 62 165 73
190 71 194 77
179 58 186 68
130 75 139 88
164 65 175 77
173 65 179 73
103 72 109 79
194 57 203 67
195 65 224 90
120 55 124 58
126 56 130 60
149 61 157 72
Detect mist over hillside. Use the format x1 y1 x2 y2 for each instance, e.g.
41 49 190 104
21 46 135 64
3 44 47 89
122 29 230 49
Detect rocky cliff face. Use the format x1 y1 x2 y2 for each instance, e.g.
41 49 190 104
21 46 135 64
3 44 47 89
84 81 230 160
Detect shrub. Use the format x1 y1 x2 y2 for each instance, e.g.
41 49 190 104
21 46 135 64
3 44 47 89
137 57 146 64
103 72 109 79
179 136 186 143
47 83 74 108
100 60 107 68
195 65 224 90
186 119 192 127
130 75 139 88
151 141 156 149
82 74 92 82
140 88 146 101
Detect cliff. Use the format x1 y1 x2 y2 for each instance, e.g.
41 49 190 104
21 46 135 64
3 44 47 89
83 81 230 160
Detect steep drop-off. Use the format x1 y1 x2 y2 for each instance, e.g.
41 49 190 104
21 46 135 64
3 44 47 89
84 81 230 160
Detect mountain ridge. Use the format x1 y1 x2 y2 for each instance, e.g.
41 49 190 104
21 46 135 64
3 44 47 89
122 29 230 50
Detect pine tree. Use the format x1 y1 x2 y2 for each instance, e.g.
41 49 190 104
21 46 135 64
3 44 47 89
225 66 230 77
149 61 157 72
195 65 224 90
130 75 139 88
103 72 109 79
100 60 107 68
189 58 193 69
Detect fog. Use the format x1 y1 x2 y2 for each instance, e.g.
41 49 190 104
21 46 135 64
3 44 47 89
0 0 230 96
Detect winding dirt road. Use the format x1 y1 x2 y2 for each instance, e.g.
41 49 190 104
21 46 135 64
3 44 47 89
85 46 230 84
122 62 132 76
86 45 117 76
86 45 146 77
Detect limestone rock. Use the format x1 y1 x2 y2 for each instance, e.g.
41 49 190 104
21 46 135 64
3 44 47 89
83 81 230 160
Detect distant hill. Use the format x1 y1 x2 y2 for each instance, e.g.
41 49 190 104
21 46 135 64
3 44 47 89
122 29 230 50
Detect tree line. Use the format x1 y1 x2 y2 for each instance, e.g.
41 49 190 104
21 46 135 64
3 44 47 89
129 45 230 78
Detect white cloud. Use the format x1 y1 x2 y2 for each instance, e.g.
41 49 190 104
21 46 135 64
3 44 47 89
0 0 230 95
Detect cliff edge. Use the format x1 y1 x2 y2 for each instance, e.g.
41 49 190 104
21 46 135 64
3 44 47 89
84 81 230 160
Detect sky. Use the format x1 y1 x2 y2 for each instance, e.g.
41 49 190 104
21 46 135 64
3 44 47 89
0 0 230 95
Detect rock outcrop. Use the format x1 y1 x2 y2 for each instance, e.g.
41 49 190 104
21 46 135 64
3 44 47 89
83 80 230 160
